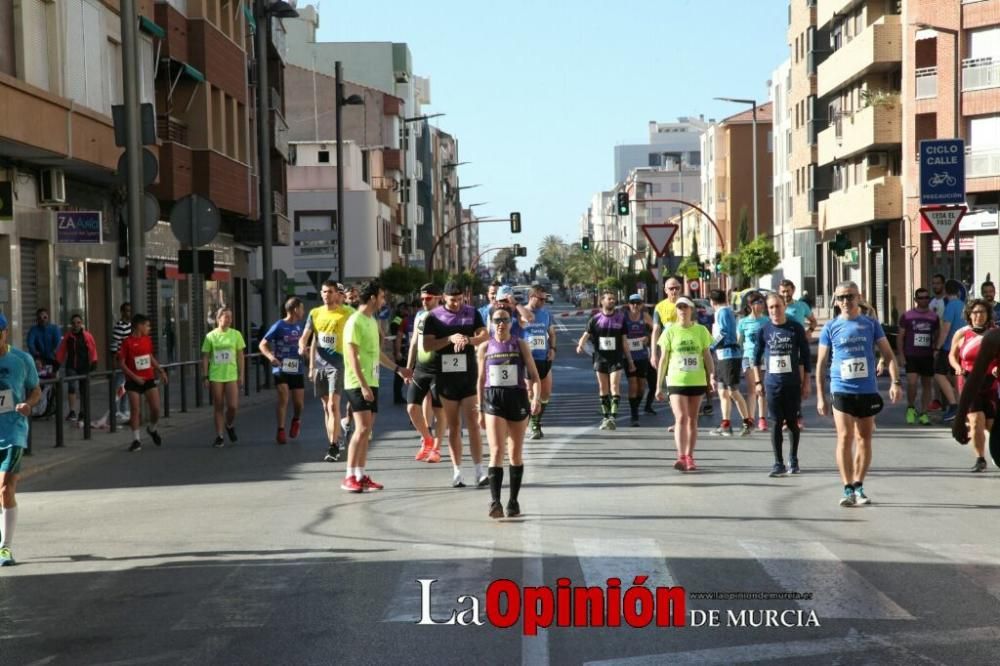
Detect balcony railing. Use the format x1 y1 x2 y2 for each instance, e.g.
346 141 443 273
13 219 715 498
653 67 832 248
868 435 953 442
963 57 1000 91
966 146 1000 178
915 67 938 98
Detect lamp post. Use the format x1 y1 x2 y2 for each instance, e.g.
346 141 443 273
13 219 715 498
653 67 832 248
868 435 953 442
335 61 364 283
400 113 445 264
715 97 759 239
120 0 145 314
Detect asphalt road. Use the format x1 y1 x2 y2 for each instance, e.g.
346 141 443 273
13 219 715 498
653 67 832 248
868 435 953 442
3 300 999 665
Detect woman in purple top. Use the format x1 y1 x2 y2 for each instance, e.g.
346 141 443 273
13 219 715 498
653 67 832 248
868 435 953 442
476 308 541 520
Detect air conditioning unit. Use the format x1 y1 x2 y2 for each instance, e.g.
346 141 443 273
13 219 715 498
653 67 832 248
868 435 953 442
39 168 66 206
867 152 886 167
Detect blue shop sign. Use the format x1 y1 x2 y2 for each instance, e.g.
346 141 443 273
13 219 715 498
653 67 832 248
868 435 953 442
57 211 103 243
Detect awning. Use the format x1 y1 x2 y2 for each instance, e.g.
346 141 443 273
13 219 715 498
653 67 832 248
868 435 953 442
139 15 166 39
164 264 231 282
161 57 205 113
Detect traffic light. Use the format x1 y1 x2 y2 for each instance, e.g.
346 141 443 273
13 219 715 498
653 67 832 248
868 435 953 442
512 243 520 257
510 212 522 234
581 235 591 252
515 244 527 257
831 231 851 257
616 191 630 216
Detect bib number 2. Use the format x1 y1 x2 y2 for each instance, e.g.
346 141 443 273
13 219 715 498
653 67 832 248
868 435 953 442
442 354 468 373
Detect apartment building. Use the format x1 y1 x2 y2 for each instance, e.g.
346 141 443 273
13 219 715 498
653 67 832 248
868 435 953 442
613 117 709 183
771 59 799 287
904 0 1000 296
430 128 463 274
623 165 702 266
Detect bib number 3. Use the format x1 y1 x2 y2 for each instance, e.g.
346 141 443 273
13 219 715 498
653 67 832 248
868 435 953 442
488 365 518 387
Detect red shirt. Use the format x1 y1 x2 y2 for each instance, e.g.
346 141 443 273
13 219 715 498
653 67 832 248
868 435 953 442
117 335 155 381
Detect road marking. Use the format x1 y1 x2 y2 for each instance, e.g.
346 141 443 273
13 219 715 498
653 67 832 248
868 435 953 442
919 543 1000 603
739 540 913 620
172 564 298 630
521 522 548 666
381 542 496 623
574 538 677 589
584 625 1000 665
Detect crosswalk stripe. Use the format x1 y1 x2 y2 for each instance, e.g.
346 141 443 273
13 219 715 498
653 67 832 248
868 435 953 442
574 538 677 589
381 542 495 623
919 543 1000 603
739 540 913 620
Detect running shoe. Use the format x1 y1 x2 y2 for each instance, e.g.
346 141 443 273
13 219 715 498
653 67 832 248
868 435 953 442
905 406 917 425
276 428 287 445
667 424 676 433
534 426 544 439
425 447 442 464
854 486 871 505
941 405 958 423
644 405 657 415
147 427 162 447
928 399 943 411
673 457 685 471
415 437 434 461
789 459 801 474
225 425 238 443
65 410 77 422
918 412 931 426
341 476 363 493
607 418 617 431
0 547 14 566
361 475 384 491
476 473 490 488
839 487 857 507
718 426 734 437
769 463 787 477
702 404 714 416
128 440 142 453
599 417 610 430
630 416 640 427
757 418 768 432
452 471 466 488
489 501 504 519
683 455 698 472
212 436 225 449
972 458 987 473
289 418 301 439
739 422 752 437
323 443 341 462
506 500 521 518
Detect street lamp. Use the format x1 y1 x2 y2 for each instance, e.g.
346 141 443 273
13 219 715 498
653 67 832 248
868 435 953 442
400 113 445 263
715 96 759 238
335 60 364 283
442 161 469 169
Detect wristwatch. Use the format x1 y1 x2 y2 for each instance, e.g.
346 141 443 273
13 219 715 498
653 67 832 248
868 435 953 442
893 380 902 385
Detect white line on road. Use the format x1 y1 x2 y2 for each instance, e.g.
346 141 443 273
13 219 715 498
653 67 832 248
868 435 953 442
739 540 913 620
521 522 548 666
574 539 677 589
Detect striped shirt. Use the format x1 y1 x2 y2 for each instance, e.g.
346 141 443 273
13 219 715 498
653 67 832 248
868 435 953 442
111 319 132 353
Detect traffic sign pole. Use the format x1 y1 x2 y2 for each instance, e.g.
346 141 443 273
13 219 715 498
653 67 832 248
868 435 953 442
919 139 966 280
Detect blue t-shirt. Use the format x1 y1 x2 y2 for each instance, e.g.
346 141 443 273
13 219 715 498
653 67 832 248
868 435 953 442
0 346 41 449
711 306 742 360
941 298 966 352
753 320 812 389
522 308 553 360
785 300 812 327
263 319 305 375
738 315 769 360
819 315 886 394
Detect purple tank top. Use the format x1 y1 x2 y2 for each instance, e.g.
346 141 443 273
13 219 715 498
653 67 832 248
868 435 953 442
484 336 525 389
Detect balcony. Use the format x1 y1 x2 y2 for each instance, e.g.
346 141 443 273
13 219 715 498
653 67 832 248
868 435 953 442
271 109 289 161
817 103 901 165
817 15 901 98
817 0 857 28
383 148 402 172
915 67 938 98
966 146 1000 178
962 57 1000 91
818 175 901 231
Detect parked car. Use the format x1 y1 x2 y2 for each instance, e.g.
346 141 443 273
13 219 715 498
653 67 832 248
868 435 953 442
693 298 715 328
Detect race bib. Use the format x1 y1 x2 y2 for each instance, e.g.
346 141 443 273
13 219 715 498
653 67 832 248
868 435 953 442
373 360 381 378
914 333 931 348
488 364 518 387
134 354 152 371
319 333 337 350
0 389 13 414
529 336 547 351
442 354 468 373
769 354 792 374
598 337 616 351
214 349 234 365
678 354 699 372
628 338 644 352
715 348 728 360
840 357 868 380
281 358 300 373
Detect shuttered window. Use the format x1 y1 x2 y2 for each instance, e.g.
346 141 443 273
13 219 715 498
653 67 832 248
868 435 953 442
975 234 999 293
19 241 39 343
17 0 53 91
63 0 106 114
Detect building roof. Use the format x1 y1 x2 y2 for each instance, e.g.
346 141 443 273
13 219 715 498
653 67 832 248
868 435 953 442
721 102 773 125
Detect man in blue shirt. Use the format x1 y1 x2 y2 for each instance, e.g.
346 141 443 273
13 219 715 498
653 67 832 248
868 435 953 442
710 290 752 437
0 313 42 566
259 297 306 445
26 308 61 368
816 281 901 508
933 281 966 423
523 285 557 438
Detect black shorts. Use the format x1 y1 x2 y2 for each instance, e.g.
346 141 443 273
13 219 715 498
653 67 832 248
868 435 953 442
715 358 743 388
593 356 624 375
832 392 884 418
905 355 935 378
482 387 530 422
934 350 954 375
534 360 552 380
406 368 441 407
668 385 707 397
437 373 478 401
627 358 651 378
125 379 157 394
275 372 305 390
345 387 378 413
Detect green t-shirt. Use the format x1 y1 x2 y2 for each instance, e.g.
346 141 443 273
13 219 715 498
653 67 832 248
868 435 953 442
659 323 712 387
202 328 246 383
344 311 382 389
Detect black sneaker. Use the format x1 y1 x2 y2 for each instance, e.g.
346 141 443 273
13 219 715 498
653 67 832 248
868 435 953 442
225 425 238 443
323 443 341 462
65 410 77 422
972 458 987 473
488 501 504 519
506 500 521 518
630 416 640 427
147 427 162 447
643 405 657 415
128 440 142 452
212 436 225 448
702 404 714 416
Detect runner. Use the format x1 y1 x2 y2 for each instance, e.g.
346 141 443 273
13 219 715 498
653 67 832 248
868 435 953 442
952 329 1000 466
522 284 556 439
479 281 501 327
897 288 939 426
391 302 412 404
753 294 812 476
110 302 133 422
948 299 997 472
576 290 635 430
260 297 306 445
0 313 42 566
779 279 818 334
982 281 1000 323
299 280 354 462
624 293 653 427
737 293 769 431
201 307 246 448
407 283 445 464
422 281 490 488
649 276 683 418
709 289 753 437
816 281 901 507
928 273 947 317
934 280 965 423
477 307 542 518
655 297 714 471
117 314 168 452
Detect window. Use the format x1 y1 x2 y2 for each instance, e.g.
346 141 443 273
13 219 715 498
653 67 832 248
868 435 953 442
786 129 792 155
64 0 105 113
671 182 680 193
767 130 774 153
16 0 56 91
318 150 330 163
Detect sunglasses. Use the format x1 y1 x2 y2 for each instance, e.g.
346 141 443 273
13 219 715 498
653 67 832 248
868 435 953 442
667 287 680 292
835 294 857 302
492 317 511 323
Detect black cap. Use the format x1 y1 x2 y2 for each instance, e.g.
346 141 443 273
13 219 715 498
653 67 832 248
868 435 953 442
420 283 442 295
443 281 463 296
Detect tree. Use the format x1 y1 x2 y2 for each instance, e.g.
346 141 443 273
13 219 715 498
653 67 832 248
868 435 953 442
449 270 483 294
492 248 518 277
379 264 426 297
737 205 750 249
598 276 624 293
537 235 569 287
622 269 654 295
739 236 780 283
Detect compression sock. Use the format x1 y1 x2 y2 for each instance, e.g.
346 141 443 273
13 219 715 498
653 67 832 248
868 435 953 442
488 467 503 503
600 395 611 418
508 465 524 503
610 395 620 417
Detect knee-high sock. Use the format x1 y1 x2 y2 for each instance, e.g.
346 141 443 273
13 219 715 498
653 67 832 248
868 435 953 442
610 395 620 417
488 467 503 503
629 396 640 418
1 506 16 548
508 465 524 503
600 394 611 417
537 400 549 426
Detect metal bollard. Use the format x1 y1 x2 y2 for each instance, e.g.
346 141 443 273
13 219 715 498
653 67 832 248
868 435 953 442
82 375 91 441
54 378 64 448
163 368 171 418
195 364 203 408
180 364 188 413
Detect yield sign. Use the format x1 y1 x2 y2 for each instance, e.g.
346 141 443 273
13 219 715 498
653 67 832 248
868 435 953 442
641 223 678 257
919 205 967 247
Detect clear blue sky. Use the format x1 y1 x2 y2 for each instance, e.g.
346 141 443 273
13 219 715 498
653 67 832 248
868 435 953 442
314 0 790 271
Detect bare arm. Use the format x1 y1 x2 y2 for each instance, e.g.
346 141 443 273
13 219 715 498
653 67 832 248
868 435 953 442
948 330 964 374
815 344 829 414
954 329 1000 442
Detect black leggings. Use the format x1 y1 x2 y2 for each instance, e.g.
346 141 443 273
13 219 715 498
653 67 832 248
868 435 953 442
768 386 801 464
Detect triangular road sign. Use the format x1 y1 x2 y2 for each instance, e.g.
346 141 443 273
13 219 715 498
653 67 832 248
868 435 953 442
919 205 966 247
641 224 678 257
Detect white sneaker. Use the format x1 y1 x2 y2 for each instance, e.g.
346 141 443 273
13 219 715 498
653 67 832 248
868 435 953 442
452 470 466 488
341 417 351 431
